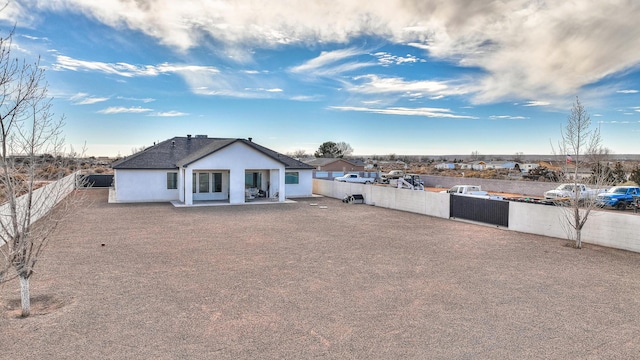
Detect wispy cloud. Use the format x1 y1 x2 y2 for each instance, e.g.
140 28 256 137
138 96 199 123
243 87 283 93
70 92 109 105
348 74 468 99
329 106 477 119
54 55 287 100
54 55 219 78
523 101 550 107
151 111 189 117
489 115 527 120
117 96 156 103
372 52 426 66
98 106 153 114
617 89 639 94
290 47 374 76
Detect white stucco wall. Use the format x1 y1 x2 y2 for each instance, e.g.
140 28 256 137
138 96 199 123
187 142 286 204
509 202 640 252
115 141 313 205
313 179 449 218
315 179 640 253
114 169 179 202
285 170 313 197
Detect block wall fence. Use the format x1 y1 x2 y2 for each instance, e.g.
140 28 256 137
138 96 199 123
313 179 640 253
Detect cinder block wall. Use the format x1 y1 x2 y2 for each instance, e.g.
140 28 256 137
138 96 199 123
421 175 559 197
313 179 640 253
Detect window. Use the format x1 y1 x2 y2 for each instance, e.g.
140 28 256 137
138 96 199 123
245 172 262 188
199 173 210 193
167 172 178 189
285 172 299 184
213 173 222 192
192 172 223 193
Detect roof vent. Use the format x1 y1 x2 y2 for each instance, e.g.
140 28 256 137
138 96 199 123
171 140 175 147
187 134 192 140
248 137 253 142
195 135 208 138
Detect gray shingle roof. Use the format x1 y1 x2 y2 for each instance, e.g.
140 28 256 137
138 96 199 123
304 158 359 167
112 136 314 170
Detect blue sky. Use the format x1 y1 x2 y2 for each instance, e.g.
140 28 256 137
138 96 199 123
2 1 640 157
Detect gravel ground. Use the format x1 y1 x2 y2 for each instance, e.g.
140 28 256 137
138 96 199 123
2 189 640 359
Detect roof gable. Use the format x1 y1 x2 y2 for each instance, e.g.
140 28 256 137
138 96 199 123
112 136 314 170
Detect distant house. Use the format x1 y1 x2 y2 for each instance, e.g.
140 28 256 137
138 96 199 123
435 163 456 170
460 161 486 170
484 161 519 170
111 135 314 205
304 158 365 172
519 163 540 173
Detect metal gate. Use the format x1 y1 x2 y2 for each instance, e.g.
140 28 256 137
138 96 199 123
79 174 114 188
449 195 509 227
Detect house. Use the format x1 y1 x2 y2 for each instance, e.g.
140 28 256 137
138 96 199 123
459 161 486 170
111 135 315 206
304 158 365 172
484 161 519 170
435 163 456 170
519 163 540 173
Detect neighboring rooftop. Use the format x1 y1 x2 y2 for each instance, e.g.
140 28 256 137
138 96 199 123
303 158 360 167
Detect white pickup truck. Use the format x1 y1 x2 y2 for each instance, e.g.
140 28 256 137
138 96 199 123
441 185 486 195
377 170 405 184
544 183 604 200
334 173 374 184
440 185 503 200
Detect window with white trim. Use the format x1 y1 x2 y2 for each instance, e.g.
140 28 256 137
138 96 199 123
167 172 178 189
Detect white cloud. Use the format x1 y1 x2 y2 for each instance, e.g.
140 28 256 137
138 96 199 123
117 96 156 103
489 115 527 120
523 101 550 107
329 106 477 119
98 106 153 114
76 97 109 105
152 111 189 117
617 89 639 94
372 52 426 66
70 92 109 105
289 94 323 101
54 56 219 77
348 74 468 99
21 1 640 103
290 47 374 76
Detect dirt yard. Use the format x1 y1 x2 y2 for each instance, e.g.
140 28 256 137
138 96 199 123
2 189 640 359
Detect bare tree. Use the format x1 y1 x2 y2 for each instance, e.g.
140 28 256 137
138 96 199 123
286 149 308 159
335 141 353 158
0 30 78 316
553 97 609 249
513 152 524 162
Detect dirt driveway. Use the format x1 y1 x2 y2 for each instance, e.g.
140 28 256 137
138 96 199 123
2 189 640 359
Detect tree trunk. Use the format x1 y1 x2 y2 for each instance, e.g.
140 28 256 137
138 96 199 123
20 275 31 317
575 228 582 249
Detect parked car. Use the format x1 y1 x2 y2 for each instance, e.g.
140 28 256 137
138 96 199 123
376 170 405 184
440 185 503 200
440 185 486 195
544 183 604 201
595 186 640 210
333 173 374 184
